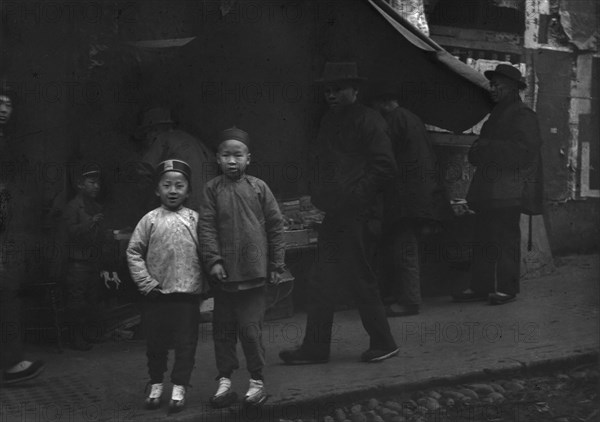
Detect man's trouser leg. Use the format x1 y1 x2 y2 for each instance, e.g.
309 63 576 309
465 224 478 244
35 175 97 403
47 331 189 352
492 207 521 296
301 215 338 358
346 216 397 351
470 209 496 295
0 285 24 369
302 214 396 354
390 221 421 306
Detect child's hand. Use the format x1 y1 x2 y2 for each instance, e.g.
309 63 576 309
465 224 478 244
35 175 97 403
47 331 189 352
147 287 163 299
101 271 122 289
269 271 282 286
210 263 227 282
92 213 104 223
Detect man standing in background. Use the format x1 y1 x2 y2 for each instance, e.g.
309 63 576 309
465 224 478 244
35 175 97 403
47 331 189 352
453 64 543 305
369 82 453 317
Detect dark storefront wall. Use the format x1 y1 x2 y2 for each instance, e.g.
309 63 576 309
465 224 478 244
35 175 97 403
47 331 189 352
2 0 493 281
143 0 492 198
531 49 573 202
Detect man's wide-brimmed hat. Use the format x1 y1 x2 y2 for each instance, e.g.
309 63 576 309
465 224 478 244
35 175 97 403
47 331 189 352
135 107 175 139
484 64 527 89
315 62 367 84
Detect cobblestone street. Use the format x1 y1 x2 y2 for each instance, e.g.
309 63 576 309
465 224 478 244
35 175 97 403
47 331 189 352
287 362 599 422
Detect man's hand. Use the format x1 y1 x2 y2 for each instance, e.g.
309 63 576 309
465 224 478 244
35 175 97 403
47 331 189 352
210 263 227 282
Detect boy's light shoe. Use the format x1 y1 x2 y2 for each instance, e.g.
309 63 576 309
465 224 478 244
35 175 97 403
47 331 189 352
244 379 267 406
144 382 163 410
215 377 231 397
169 385 186 413
210 377 238 409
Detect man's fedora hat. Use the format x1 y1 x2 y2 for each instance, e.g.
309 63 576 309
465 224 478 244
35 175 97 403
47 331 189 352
484 64 527 89
135 107 175 139
315 62 367 84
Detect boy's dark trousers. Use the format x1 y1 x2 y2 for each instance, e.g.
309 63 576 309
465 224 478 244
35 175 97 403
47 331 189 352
470 207 521 296
213 286 266 380
301 213 397 357
144 293 200 386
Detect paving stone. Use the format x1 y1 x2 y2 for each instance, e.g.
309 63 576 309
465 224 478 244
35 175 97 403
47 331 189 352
458 388 479 400
351 405 363 414
490 382 506 394
425 397 440 411
368 399 380 410
383 401 403 413
488 392 505 403
334 409 346 422
427 390 442 400
350 413 367 422
442 390 465 401
468 383 495 396
503 381 525 392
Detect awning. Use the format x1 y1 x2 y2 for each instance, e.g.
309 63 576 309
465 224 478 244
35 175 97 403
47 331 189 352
368 0 491 92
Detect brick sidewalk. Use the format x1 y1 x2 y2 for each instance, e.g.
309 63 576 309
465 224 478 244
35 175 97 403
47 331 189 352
1 255 597 422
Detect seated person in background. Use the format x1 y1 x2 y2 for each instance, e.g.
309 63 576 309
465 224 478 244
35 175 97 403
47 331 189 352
63 164 120 351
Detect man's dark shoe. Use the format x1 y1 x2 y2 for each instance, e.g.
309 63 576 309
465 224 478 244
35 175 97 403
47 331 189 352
386 303 419 317
2 360 45 385
360 347 399 363
452 289 487 303
279 347 329 365
488 292 516 305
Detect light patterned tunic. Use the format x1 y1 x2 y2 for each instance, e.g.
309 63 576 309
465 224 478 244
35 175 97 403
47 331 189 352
127 206 203 295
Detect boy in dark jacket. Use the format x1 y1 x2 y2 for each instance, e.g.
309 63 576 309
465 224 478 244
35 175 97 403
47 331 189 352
63 165 120 350
199 127 285 407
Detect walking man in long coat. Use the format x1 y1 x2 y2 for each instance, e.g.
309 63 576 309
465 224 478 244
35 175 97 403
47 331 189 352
279 62 399 364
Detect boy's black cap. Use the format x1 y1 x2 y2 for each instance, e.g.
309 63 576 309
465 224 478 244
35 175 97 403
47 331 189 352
219 126 250 146
78 162 101 179
156 159 192 181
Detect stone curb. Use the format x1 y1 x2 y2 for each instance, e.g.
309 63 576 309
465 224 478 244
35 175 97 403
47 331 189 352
168 349 598 422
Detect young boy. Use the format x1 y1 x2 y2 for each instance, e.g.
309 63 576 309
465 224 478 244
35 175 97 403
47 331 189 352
198 127 285 407
127 159 204 413
63 164 118 351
